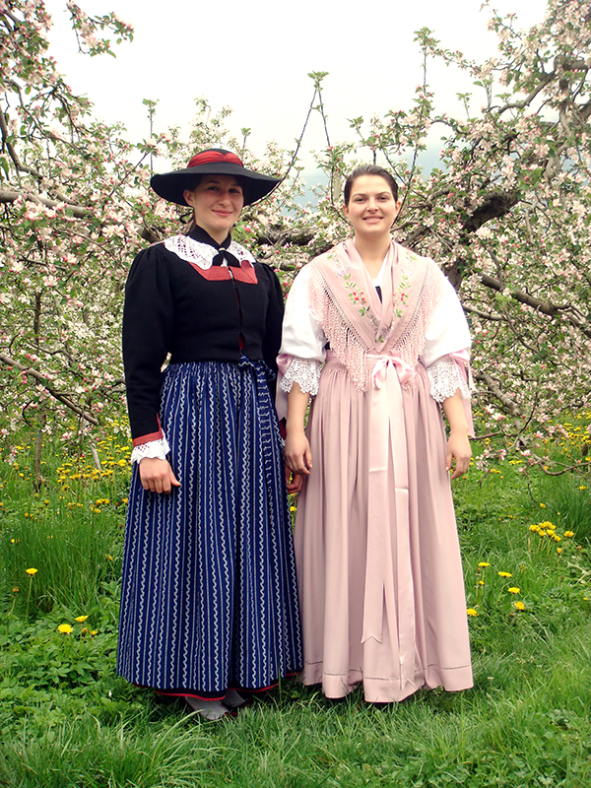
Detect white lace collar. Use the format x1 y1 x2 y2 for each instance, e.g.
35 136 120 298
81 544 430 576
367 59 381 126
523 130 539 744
163 235 257 269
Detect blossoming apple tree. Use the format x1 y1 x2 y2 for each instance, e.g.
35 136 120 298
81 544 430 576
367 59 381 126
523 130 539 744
1 0 590 477
0 0 291 479
309 0 591 474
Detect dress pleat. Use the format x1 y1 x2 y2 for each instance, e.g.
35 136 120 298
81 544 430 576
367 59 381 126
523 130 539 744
118 358 302 694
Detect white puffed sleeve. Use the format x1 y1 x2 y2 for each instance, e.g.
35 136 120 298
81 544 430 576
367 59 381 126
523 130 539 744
421 277 472 403
276 265 327 419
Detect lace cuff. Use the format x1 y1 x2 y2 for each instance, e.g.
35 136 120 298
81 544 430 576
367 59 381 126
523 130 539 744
131 435 171 464
427 357 471 403
279 357 323 396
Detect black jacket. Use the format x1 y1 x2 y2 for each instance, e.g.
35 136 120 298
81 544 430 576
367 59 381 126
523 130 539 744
122 227 284 443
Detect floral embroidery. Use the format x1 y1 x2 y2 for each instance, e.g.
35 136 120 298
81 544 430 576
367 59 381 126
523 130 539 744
340 260 413 339
343 272 379 329
332 247 351 278
394 267 412 319
308 245 442 393
377 325 391 344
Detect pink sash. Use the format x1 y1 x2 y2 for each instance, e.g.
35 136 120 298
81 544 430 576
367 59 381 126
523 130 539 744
365 351 416 687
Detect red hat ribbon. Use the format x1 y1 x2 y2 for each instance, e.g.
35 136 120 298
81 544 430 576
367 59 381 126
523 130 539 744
187 150 243 168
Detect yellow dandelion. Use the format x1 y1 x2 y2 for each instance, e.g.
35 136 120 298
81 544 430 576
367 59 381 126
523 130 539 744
90 630 98 636
529 524 540 532
467 608 479 617
25 568 38 575
564 531 575 538
57 624 73 634
478 562 490 568
579 485 587 491
539 503 547 508
507 587 521 594
478 580 485 586
498 571 512 578
75 615 89 623
106 554 114 561
514 601 525 611
290 506 297 512
557 547 563 554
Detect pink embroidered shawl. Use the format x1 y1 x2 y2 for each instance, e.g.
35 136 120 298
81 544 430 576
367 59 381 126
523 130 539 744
307 239 445 390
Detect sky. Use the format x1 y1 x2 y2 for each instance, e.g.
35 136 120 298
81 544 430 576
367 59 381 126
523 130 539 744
44 0 550 175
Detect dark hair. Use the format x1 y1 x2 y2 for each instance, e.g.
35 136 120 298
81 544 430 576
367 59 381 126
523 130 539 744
343 165 399 205
183 175 202 194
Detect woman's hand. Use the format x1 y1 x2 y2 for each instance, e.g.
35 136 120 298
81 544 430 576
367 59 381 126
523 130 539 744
441 388 472 480
284 430 313 477
445 430 472 480
285 465 303 494
139 458 181 494
284 381 313 486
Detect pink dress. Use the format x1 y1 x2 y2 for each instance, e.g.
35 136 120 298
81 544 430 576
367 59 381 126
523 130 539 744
278 239 473 703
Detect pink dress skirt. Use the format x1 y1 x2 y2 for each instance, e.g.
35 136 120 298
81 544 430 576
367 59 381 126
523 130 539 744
294 353 473 703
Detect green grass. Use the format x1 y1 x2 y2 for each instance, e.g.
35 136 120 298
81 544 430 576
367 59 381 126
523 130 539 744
1 432 590 787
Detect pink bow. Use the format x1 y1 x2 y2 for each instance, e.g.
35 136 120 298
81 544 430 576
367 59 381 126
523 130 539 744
371 355 415 389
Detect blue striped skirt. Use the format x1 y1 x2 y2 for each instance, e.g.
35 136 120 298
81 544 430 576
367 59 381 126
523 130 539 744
117 358 302 695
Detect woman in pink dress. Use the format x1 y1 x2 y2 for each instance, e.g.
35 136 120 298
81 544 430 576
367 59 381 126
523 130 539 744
278 165 473 703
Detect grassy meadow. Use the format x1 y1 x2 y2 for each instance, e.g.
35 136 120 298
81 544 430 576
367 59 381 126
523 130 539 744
1 415 590 788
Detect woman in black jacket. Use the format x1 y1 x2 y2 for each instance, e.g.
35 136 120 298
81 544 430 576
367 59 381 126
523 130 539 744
118 149 302 719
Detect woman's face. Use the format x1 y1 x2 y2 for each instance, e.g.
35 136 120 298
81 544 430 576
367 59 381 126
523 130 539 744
343 175 401 239
183 175 244 243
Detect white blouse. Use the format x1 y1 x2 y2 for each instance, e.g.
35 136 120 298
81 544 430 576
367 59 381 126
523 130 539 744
278 262 471 414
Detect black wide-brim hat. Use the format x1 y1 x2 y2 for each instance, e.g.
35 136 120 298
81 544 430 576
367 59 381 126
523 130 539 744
150 148 281 207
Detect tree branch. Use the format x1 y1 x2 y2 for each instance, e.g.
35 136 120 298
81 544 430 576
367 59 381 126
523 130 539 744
0 188 92 218
461 189 520 233
462 304 504 321
478 274 591 337
494 71 555 115
0 105 44 180
476 370 521 417
529 450 590 477
0 353 99 425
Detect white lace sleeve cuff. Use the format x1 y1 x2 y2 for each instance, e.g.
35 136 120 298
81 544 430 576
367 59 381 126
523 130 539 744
279 357 323 397
131 435 171 464
427 357 471 403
